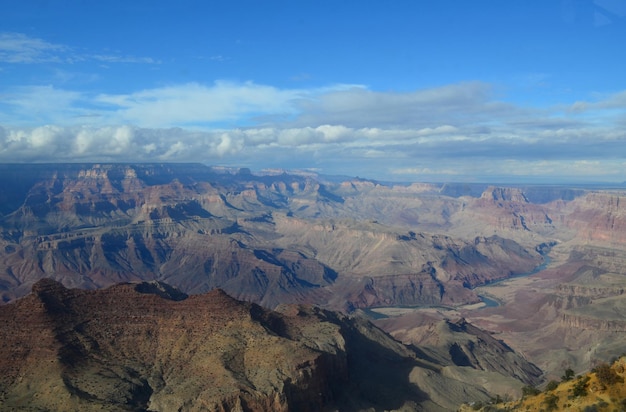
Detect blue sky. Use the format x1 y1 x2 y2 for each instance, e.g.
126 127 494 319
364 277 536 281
1 0 625 183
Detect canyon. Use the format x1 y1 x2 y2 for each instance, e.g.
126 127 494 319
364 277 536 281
1 163 626 410
2 278 495 411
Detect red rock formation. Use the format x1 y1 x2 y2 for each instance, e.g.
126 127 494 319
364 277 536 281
469 186 555 232
562 192 626 244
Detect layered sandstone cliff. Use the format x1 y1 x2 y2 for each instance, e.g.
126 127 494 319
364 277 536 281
0 164 545 310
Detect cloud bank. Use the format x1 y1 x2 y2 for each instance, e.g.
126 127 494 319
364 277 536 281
1 31 625 183
1 80 625 183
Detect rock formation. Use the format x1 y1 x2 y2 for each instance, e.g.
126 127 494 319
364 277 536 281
0 164 544 310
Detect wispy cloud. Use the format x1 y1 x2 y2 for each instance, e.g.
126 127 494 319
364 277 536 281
209 55 227 62
0 32 68 63
94 81 310 127
0 81 360 128
0 85 86 125
89 54 158 64
0 32 157 65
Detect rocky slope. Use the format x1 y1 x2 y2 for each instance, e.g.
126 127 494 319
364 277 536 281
3 163 626 388
0 279 495 411
463 356 626 411
377 316 543 388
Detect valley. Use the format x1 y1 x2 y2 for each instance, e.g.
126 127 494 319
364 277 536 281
1 163 626 410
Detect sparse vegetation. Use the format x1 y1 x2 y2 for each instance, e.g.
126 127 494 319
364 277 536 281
464 357 626 412
571 375 590 397
542 393 559 411
593 362 623 388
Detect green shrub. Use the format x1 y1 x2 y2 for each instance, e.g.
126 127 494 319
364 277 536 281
562 368 575 381
522 385 541 397
543 393 559 411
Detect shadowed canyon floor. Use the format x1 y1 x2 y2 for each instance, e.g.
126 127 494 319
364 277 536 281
1 163 626 409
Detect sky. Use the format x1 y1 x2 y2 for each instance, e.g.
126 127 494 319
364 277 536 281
1 0 625 183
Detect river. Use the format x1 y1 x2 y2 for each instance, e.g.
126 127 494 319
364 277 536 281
476 253 552 308
362 250 554 318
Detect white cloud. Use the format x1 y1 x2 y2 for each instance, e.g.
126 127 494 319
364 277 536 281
214 133 244 156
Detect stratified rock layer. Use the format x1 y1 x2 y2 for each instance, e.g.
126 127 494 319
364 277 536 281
0 164 544 310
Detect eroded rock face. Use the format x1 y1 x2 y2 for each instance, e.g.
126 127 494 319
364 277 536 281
480 187 530 203
0 164 545 310
466 186 557 233
561 192 626 244
0 279 491 411
0 164 623 309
